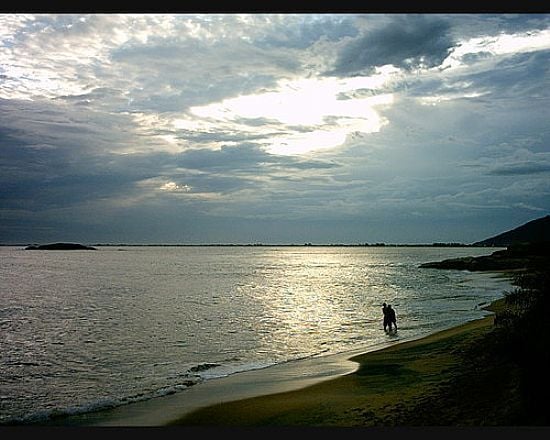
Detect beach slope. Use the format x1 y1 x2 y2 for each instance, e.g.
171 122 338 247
171 300 522 427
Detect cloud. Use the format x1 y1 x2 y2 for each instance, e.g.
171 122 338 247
255 14 359 49
184 75 395 155
175 142 341 173
330 15 455 75
0 13 549 244
449 14 550 37
0 97 144 155
489 162 550 176
482 149 550 176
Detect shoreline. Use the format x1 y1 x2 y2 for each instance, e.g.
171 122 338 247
43 300 502 427
42 335 416 426
169 300 505 427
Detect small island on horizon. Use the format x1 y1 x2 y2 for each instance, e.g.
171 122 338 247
25 242 97 251
16 214 549 251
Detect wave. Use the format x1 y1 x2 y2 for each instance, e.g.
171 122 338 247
0 246 512 426
1 376 203 426
184 362 221 374
2 358 294 425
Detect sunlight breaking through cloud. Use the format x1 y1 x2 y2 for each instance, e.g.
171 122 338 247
0 13 548 244
189 76 395 155
160 181 192 192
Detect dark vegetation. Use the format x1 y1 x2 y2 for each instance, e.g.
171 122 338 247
398 247 550 425
407 213 550 425
489 263 550 424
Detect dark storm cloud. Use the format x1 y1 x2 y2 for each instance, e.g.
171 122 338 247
0 98 137 154
176 143 340 173
177 144 270 171
0 97 173 214
0 128 161 212
488 162 550 176
330 15 455 75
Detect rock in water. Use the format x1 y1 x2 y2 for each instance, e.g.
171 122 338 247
25 243 97 250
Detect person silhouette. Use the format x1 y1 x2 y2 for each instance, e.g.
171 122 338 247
382 302 389 332
387 304 397 331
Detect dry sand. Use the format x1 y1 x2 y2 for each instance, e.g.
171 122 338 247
46 301 510 427
170 312 500 427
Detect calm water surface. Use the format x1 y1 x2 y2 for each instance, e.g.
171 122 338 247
0 245 513 424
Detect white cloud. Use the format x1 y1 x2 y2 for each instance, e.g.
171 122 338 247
160 181 192 192
441 28 550 70
419 90 488 105
188 76 395 155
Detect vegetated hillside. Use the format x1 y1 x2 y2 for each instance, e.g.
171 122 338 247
473 215 550 247
421 215 550 271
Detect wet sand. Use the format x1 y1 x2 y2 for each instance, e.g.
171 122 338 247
171 302 506 427
47 305 500 427
47 339 399 426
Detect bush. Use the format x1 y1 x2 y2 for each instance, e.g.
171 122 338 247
492 268 550 424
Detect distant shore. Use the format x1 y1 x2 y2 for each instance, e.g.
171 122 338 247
1 243 495 248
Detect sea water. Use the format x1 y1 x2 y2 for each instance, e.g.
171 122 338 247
0 245 514 424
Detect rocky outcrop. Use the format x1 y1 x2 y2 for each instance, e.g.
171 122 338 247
420 242 550 271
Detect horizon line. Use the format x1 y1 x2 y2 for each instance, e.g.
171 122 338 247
1 242 497 248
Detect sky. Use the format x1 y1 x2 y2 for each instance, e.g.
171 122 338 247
0 12 549 244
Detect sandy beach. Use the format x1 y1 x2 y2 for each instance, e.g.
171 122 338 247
90 248 549 428
170 300 518 427
45 333 412 426
43 299 510 428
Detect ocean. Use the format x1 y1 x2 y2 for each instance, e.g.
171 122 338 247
0 245 513 425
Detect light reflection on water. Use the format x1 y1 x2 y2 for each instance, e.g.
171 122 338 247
0 245 512 423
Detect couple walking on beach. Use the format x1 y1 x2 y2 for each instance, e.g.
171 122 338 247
382 302 397 332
